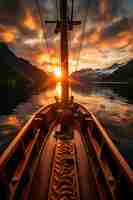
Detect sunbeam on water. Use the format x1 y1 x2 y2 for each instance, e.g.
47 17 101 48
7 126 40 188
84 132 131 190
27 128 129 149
56 82 62 100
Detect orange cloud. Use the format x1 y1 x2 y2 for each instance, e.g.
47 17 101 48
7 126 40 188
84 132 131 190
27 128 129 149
87 26 102 45
0 26 17 43
23 9 38 31
99 31 133 49
100 0 110 21
82 19 133 50
36 53 49 65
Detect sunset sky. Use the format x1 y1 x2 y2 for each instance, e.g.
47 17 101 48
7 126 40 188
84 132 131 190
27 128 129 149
0 0 133 73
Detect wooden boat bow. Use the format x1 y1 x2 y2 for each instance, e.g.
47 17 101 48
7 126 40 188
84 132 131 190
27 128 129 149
1 0 133 199
0 101 132 200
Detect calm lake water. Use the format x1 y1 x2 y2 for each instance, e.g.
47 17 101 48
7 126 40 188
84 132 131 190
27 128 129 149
0 82 133 168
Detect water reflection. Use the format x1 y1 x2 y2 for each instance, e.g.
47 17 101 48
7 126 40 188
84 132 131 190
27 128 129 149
72 84 133 168
0 83 133 167
56 82 62 100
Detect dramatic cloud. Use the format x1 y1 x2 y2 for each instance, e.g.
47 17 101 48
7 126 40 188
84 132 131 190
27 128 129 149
101 17 133 38
0 0 133 72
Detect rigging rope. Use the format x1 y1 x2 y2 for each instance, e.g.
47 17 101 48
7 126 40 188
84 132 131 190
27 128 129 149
74 6 89 72
56 0 59 21
73 1 104 72
68 0 75 97
34 0 50 53
72 0 81 73
71 0 74 22
67 0 74 74
68 1 73 97
56 0 61 73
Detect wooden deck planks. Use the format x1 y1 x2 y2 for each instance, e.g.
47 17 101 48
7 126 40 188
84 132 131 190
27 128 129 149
74 130 99 200
29 131 56 200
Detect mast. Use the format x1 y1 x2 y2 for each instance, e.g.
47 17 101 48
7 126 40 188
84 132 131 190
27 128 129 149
60 0 69 102
46 0 80 102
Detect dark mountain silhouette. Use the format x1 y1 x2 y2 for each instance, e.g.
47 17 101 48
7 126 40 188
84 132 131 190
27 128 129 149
71 59 133 84
71 68 100 83
0 42 47 86
109 60 133 83
0 42 47 114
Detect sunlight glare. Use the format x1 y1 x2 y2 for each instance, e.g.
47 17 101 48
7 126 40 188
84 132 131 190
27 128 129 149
54 67 62 78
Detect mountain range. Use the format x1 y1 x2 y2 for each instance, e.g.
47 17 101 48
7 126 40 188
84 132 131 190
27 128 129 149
0 42 47 114
108 60 133 83
71 60 133 84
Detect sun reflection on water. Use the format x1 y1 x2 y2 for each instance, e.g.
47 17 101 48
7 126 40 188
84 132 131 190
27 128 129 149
56 82 62 100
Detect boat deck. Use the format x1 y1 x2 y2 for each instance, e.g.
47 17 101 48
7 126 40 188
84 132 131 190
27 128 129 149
0 103 132 200
30 124 98 200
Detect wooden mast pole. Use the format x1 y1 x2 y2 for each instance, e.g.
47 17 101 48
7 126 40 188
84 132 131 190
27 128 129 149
60 0 69 102
45 0 80 102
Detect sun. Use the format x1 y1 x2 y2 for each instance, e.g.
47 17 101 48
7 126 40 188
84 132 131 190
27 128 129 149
54 67 62 78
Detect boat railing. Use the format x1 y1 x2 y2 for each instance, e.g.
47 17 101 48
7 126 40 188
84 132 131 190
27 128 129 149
0 104 54 199
0 102 132 199
81 108 133 199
